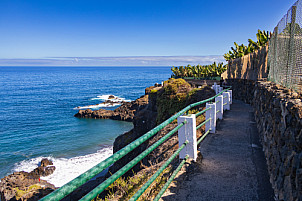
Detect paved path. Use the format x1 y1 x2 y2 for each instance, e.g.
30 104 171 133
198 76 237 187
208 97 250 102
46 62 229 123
161 100 275 201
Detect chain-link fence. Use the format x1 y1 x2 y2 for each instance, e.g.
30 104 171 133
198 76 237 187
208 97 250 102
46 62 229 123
268 0 302 92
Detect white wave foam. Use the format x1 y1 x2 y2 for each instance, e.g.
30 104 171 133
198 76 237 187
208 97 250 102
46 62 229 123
12 146 113 187
74 102 121 110
74 94 131 110
90 95 112 101
91 94 131 102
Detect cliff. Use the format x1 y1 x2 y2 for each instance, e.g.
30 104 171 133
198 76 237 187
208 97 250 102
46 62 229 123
108 78 216 177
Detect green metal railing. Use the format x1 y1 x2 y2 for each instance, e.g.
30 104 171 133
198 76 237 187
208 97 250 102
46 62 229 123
195 107 211 117
153 154 189 201
196 118 211 130
129 140 188 201
197 130 211 145
40 88 231 201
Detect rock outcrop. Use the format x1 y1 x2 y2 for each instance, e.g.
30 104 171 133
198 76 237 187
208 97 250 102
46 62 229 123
0 159 56 201
31 166 56 177
40 158 53 167
74 108 114 119
74 95 149 122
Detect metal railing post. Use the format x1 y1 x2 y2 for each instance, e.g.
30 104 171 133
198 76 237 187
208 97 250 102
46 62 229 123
205 102 216 133
227 90 233 104
177 114 197 161
215 95 223 120
222 92 230 110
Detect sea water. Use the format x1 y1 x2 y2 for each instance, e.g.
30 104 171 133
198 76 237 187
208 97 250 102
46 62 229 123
0 66 171 187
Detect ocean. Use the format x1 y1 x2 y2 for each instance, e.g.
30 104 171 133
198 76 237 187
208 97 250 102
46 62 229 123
0 66 171 187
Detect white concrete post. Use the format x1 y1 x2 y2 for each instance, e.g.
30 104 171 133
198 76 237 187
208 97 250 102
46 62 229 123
217 86 221 94
215 95 223 120
228 90 233 104
222 92 230 111
177 114 197 161
226 92 231 110
212 82 216 89
205 102 216 133
212 82 219 94
217 86 223 94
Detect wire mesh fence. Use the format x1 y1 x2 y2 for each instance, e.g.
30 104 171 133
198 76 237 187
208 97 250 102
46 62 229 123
268 0 302 92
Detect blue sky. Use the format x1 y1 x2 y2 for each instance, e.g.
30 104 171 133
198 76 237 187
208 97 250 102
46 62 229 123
0 0 297 66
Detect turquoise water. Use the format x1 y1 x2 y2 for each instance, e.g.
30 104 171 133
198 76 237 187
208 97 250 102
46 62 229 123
0 66 171 186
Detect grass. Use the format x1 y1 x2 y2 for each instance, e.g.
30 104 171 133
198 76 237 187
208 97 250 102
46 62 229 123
15 184 42 200
97 164 173 201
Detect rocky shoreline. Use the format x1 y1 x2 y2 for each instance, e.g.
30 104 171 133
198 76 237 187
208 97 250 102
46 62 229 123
74 95 149 122
74 86 163 122
0 159 56 201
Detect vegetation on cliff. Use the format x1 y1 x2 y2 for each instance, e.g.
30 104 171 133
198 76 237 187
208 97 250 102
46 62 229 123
171 62 227 78
98 165 172 201
155 78 214 124
155 78 191 124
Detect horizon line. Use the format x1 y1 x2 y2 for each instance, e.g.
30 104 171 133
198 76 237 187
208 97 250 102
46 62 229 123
0 55 226 66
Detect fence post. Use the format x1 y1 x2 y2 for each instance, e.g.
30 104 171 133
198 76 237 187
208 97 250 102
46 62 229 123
212 82 219 94
227 90 233 104
205 102 216 133
215 95 223 120
218 86 223 94
177 114 197 161
222 92 230 110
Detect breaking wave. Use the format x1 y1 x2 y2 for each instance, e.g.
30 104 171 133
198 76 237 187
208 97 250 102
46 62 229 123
12 146 113 187
74 95 131 110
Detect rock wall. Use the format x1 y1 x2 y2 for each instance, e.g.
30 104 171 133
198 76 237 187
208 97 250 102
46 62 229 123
227 79 302 201
227 46 268 80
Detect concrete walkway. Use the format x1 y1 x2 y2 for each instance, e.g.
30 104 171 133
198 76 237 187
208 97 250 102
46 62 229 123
161 100 275 201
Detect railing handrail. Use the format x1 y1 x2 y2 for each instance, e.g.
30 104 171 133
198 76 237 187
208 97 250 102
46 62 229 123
40 87 231 201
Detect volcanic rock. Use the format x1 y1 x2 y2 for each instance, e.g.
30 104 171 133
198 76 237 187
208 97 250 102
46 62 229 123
32 166 56 177
0 158 57 200
40 158 53 167
0 171 56 201
74 95 149 122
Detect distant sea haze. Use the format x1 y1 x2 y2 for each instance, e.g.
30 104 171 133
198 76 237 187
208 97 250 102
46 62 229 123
0 66 171 187
0 55 225 66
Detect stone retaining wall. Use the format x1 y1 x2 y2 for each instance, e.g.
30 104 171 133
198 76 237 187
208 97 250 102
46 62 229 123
227 79 302 201
227 46 268 80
